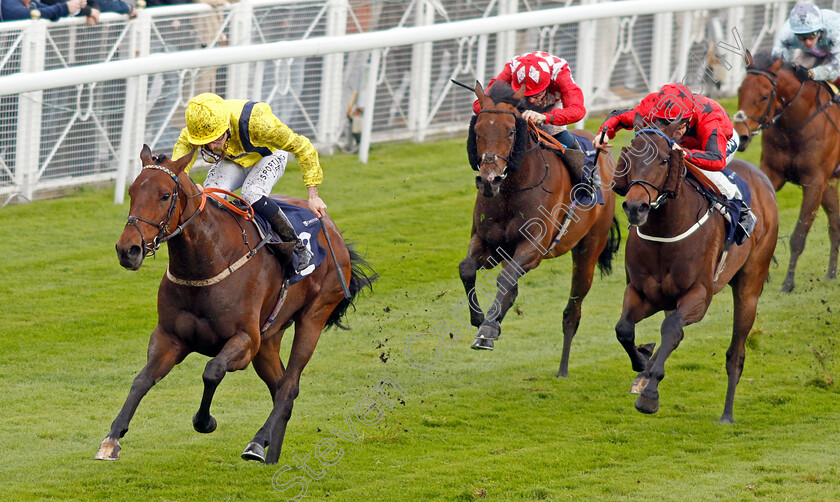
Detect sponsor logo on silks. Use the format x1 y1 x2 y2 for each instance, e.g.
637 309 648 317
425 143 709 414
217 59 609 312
303 217 319 226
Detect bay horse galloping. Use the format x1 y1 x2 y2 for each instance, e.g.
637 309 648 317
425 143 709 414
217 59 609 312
734 50 840 292
613 117 778 422
459 81 621 377
96 145 375 465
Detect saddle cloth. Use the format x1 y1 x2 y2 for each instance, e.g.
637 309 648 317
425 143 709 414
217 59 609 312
252 199 327 285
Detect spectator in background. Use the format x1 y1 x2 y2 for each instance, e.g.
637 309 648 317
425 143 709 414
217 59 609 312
36 0 136 24
1 0 85 21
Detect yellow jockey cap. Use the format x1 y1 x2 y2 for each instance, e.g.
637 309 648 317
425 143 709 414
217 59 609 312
185 93 229 145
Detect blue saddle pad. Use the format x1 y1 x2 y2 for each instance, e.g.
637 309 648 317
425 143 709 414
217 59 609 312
571 133 605 206
253 200 327 285
687 168 751 246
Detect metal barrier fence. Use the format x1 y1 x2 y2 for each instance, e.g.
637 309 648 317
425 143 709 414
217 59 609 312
0 0 830 203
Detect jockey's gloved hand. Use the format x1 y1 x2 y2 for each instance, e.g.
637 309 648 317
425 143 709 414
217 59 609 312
792 64 814 82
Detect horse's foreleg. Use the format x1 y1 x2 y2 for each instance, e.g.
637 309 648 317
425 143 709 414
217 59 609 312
820 182 840 280
242 333 287 462
459 245 486 328
95 328 186 460
615 286 658 373
636 287 710 415
263 317 325 465
193 332 255 434
783 181 827 292
471 250 534 351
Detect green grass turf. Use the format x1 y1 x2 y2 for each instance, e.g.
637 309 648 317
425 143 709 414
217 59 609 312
0 98 837 501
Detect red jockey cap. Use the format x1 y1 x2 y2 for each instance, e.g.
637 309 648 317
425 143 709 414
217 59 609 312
510 53 553 96
651 83 696 122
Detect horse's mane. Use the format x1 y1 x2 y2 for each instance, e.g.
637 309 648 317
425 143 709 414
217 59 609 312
487 80 525 109
750 50 795 73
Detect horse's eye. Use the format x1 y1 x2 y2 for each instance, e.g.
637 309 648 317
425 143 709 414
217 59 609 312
760 95 769 102
660 158 669 166
509 128 515 136
161 193 171 201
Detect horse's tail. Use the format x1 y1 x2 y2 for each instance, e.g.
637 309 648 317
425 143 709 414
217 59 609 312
597 217 622 277
325 243 378 331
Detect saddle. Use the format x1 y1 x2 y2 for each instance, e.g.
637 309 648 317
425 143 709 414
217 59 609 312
225 198 327 285
684 162 751 246
528 124 604 206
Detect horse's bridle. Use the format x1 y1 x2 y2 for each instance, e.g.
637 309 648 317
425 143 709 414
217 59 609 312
475 109 520 181
124 165 206 258
733 69 781 137
626 129 683 209
732 67 834 136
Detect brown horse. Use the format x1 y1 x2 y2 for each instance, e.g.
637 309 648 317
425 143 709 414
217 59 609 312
613 118 778 422
459 81 621 377
734 50 840 292
95 145 375 465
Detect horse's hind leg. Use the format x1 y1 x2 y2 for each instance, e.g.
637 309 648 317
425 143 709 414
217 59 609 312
556 236 602 377
820 181 840 280
241 332 286 462
782 180 827 292
95 328 186 460
193 332 256 434
263 314 328 465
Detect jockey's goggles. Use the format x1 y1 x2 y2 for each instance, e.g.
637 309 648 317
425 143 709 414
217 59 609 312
796 31 821 41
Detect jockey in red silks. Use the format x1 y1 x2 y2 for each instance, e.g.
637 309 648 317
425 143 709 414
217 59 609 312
473 51 591 186
594 83 757 243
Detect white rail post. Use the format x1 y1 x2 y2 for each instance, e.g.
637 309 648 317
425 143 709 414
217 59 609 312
409 0 434 142
575 0 599 129
15 19 47 200
358 49 380 164
495 0 518 72
651 11 674 89
115 10 153 204
318 0 349 154
722 6 747 96
227 0 254 98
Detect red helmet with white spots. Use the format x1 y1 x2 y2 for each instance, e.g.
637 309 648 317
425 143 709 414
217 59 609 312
651 83 696 122
510 53 554 96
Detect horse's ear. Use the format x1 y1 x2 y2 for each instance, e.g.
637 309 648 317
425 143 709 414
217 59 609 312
662 120 683 139
512 84 526 102
769 58 783 72
474 80 491 109
170 148 195 176
632 112 646 131
744 50 754 68
140 144 152 165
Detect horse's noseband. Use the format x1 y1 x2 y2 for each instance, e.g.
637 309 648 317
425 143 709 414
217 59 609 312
479 152 511 180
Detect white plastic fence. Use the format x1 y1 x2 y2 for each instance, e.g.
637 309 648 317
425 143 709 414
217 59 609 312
0 0 821 203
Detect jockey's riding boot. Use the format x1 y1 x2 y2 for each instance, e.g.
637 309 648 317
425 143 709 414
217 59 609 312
735 202 757 245
560 139 586 184
268 212 313 272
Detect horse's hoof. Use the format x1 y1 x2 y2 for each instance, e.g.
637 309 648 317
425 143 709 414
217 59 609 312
556 367 568 378
94 437 121 460
193 414 217 434
634 393 659 414
719 414 735 424
781 281 794 293
824 273 837 281
471 337 494 350
475 322 500 341
630 374 649 394
241 442 266 462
